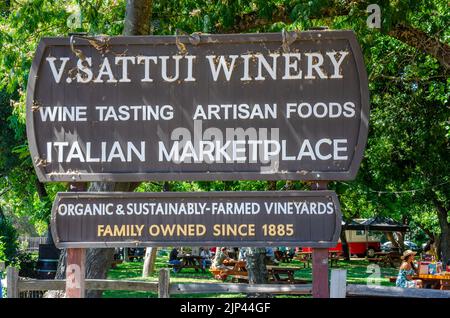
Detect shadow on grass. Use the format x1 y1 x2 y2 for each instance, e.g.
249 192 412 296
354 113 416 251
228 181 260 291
104 255 398 297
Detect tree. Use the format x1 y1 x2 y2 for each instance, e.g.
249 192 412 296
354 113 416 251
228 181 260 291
0 0 448 294
79 0 153 298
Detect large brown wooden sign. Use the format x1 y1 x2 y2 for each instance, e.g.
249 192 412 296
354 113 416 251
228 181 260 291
27 31 369 182
51 191 341 248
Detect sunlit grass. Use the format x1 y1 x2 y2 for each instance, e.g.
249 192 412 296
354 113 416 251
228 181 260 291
103 252 398 298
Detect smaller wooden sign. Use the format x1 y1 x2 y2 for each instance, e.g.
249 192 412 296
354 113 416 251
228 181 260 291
51 190 342 248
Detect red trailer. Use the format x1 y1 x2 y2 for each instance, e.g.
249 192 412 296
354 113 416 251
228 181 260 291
302 217 408 257
302 229 381 257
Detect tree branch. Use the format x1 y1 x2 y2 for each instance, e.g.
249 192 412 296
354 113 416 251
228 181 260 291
389 23 450 70
34 179 48 201
416 223 437 242
432 195 449 227
217 5 449 70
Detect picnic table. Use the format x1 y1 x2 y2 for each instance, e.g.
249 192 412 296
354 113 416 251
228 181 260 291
169 254 206 272
274 250 295 263
413 272 450 290
294 252 312 268
266 266 310 284
328 251 343 267
210 259 247 281
294 251 343 268
368 251 402 268
211 260 310 285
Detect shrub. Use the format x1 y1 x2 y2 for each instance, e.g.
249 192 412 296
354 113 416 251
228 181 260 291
0 214 19 266
0 240 6 262
15 250 37 278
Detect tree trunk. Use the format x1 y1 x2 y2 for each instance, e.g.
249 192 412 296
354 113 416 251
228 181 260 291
142 182 169 277
386 232 400 250
397 232 405 251
244 181 273 297
46 0 153 298
85 248 116 298
433 195 450 265
34 179 54 245
340 228 350 261
142 247 158 277
123 0 153 36
123 248 129 262
244 247 269 297
85 182 139 298
83 0 152 297
440 231 450 266
267 181 276 191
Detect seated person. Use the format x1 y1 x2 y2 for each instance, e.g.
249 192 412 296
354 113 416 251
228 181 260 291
396 250 423 288
286 247 295 260
238 247 247 261
212 247 234 270
200 247 212 269
265 247 279 265
274 246 287 261
209 247 217 258
168 247 182 273
423 240 438 261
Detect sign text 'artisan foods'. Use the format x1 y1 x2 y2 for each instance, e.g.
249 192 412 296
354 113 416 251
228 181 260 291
27 31 369 182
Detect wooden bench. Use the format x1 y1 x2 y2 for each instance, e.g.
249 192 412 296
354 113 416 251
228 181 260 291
373 252 402 268
111 259 123 268
267 266 302 284
231 275 249 283
168 255 207 273
294 253 311 268
210 268 248 281
387 276 397 283
210 260 248 281
329 253 343 267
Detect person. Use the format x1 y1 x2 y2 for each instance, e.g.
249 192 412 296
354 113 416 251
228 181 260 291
200 247 212 270
210 247 217 258
424 240 439 261
286 247 295 261
169 247 182 273
274 246 287 262
191 247 200 256
212 247 233 270
265 247 279 265
238 248 247 261
396 250 423 288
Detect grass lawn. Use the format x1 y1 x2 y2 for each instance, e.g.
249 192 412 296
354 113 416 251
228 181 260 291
103 252 398 298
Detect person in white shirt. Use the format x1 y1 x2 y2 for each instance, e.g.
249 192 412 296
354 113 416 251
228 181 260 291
200 247 212 270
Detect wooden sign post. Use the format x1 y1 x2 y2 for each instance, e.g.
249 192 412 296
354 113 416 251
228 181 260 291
312 181 330 298
26 31 369 299
66 248 86 298
65 183 86 298
312 248 329 298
